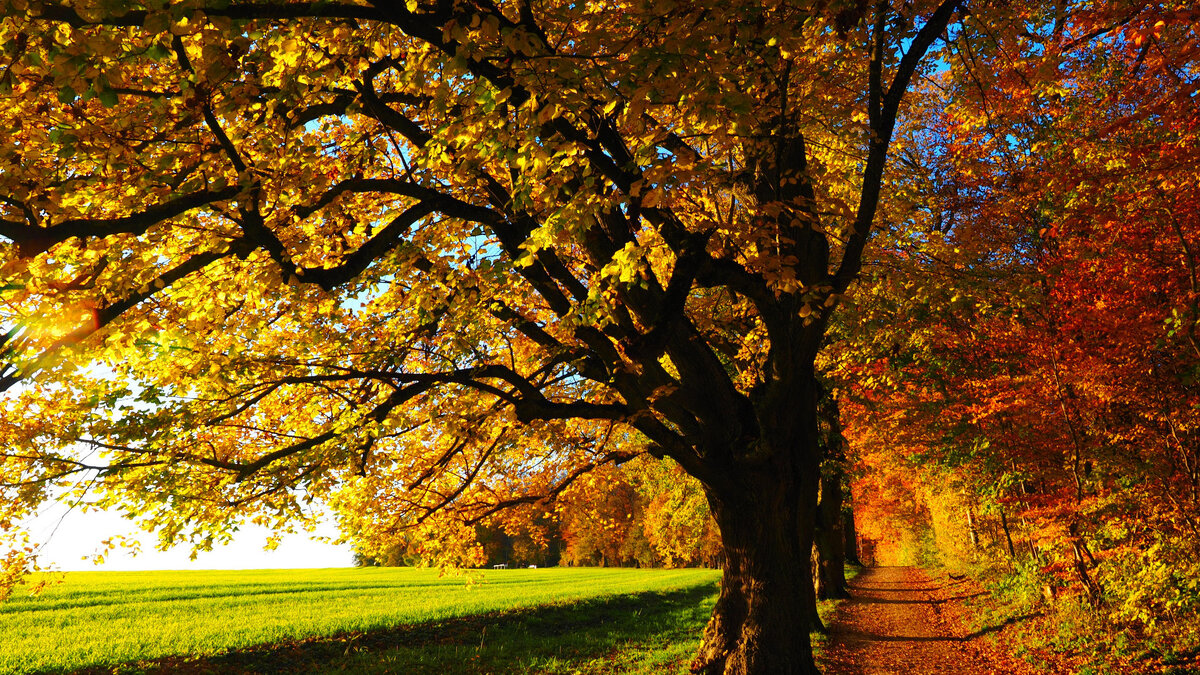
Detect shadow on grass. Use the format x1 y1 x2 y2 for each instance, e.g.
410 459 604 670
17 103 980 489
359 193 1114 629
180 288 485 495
959 611 1043 640
57 583 720 675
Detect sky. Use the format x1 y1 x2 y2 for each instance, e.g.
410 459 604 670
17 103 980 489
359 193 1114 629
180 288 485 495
27 500 354 571
2 372 355 572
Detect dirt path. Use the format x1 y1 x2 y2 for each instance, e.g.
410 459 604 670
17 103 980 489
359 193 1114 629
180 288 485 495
820 566 1034 675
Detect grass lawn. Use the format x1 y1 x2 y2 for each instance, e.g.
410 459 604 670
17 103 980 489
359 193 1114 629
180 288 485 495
2 567 720 674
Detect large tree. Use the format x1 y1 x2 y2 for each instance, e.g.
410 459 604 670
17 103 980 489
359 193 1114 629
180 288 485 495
0 0 982 672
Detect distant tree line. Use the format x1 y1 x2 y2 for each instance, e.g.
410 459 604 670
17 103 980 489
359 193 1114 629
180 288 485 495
353 456 726 569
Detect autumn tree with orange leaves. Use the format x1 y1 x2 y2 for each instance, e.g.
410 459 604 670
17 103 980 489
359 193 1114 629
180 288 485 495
826 3 1200 667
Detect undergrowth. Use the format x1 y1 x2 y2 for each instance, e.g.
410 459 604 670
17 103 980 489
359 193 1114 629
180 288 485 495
966 553 1200 675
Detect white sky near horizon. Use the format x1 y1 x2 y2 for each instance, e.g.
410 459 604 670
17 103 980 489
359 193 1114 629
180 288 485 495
3 366 355 571
27 499 354 572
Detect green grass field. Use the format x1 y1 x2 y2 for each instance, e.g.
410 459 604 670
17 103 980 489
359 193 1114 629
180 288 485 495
2 567 721 674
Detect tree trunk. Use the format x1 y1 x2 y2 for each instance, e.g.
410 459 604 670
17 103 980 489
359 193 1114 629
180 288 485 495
1068 523 1104 604
809 544 827 633
814 466 850 600
1070 540 1103 603
999 506 1017 559
691 458 821 674
813 390 850 600
965 502 980 552
843 504 861 566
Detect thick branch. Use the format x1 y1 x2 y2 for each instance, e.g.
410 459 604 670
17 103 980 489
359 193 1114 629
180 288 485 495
0 187 240 258
833 0 962 294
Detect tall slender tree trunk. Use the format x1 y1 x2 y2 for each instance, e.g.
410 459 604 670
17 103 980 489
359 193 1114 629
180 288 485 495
813 390 850 600
965 501 980 552
999 506 1017 559
843 504 861 566
814 465 850 600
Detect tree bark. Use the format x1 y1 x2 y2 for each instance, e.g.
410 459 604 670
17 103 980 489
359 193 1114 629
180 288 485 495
1068 523 1104 604
999 506 1017 559
965 502 980 552
809 544 827 633
814 465 850 600
1071 540 1103 603
843 504 861 566
691 415 823 674
812 389 850 600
